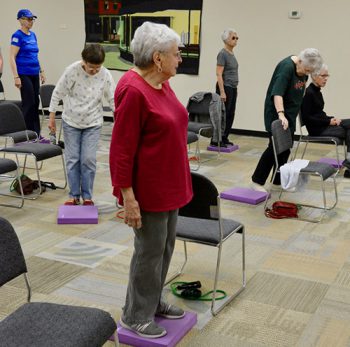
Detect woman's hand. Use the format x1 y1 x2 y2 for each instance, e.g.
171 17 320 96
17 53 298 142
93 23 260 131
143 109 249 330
279 114 289 130
124 198 142 229
220 91 227 102
14 77 21 89
48 113 56 133
40 71 46 84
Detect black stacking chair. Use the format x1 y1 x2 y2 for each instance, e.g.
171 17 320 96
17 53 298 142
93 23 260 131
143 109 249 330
167 172 246 316
0 103 67 197
0 81 23 111
0 84 37 145
0 217 119 347
0 158 24 208
294 113 346 171
39 84 63 141
265 119 338 222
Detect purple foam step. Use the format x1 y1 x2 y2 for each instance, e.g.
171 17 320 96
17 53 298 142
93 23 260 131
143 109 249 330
220 187 268 205
57 205 98 224
207 144 239 153
318 157 343 168
113 311 197 347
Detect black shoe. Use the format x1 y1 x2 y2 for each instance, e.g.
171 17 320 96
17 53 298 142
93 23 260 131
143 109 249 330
210 140 227 148
344 169 350 178
343 159 350 170
222 138 234 146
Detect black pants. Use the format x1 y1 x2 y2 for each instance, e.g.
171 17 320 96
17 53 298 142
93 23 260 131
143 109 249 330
19 74 40 136
252 135 290 185
216 84 237 140
319 119 350 152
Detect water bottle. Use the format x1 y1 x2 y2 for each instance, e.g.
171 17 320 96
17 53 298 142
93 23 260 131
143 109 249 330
49 131 56 145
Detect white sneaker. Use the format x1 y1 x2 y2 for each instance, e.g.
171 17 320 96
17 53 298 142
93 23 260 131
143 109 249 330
251 181 267 193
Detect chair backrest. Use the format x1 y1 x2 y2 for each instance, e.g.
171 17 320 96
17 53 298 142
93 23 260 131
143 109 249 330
179 172 218 220
271 119 293 155
0 80 4 94
39 84 56 108
0 217 27 286
0 102 26 135
187 92 212 123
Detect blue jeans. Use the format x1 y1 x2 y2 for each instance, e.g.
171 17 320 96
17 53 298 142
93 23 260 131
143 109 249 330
62 121 101 200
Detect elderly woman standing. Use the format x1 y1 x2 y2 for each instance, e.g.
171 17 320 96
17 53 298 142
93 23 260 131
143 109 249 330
49 44 115 206
10 9 46 137
109 22 192 338
215 28 239 147
251 48 323 192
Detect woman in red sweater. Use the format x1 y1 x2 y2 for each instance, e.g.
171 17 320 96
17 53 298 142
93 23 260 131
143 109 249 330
109 22 192 339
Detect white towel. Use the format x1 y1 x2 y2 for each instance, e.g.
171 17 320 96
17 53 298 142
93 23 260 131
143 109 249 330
280 159 310 191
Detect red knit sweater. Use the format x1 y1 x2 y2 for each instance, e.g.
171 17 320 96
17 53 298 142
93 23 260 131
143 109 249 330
109 70 193 212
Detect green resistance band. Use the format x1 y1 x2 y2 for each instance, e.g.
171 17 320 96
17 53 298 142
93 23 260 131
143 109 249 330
170 281 227 301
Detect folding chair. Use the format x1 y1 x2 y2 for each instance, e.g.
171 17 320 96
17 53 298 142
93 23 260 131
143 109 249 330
167 172 246 315
265 119 338 223
294 113 346 171
0 157 24 208
0 103 67 198
0 217 119 347
39 84 63 141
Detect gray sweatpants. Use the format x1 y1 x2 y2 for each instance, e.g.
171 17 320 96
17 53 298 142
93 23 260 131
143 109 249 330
122 209 178 324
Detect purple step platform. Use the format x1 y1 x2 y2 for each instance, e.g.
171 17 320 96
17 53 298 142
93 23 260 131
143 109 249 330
113 312 197 347
318 157 343 168
57 205 98 224
207 144 239 153
220 187 268 205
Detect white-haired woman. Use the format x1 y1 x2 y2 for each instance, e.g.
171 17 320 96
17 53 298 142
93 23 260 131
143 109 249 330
214 28 239 147
109 22 192 338
251 48 323 192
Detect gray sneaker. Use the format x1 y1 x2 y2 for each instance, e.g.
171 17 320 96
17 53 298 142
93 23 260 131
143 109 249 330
156 302 185 319
120 318 166 338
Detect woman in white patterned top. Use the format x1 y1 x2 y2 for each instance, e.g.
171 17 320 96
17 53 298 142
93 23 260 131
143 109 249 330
48 44 115 206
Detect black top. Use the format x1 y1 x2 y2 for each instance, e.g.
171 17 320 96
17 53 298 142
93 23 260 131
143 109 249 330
301 82 332 135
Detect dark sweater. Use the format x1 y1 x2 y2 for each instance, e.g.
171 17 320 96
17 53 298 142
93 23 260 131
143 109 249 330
301 82 332 135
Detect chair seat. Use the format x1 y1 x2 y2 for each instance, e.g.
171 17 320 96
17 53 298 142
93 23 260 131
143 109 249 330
0 302 116 347
2 130 37 143
0 158 17 174
188 121 213 136
177 216 243 245
187 131 198 145
301 135 344 146
301 161 336 180
0 143 62 161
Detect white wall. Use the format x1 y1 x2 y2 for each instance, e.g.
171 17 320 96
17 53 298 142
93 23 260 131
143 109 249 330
1 0 349 132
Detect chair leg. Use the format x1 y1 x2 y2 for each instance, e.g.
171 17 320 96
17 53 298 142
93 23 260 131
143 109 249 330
211 228 246 316
113 329 120 347
165 241 188 285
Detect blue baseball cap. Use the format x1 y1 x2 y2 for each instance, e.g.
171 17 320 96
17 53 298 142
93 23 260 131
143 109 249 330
17 9 37 20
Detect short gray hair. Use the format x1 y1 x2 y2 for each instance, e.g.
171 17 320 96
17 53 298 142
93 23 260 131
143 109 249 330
298 48 323 73
131 21 181 68
221 28 237 43
311 63 328 79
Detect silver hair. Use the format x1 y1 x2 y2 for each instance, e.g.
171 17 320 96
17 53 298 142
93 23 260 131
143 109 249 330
221 28 237 43
311 63 328 79
131 21 181 68
298 48 323 73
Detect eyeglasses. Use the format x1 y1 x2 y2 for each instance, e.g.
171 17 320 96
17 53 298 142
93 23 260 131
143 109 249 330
232 36 239 40
22 17 35 22
175 50 182 59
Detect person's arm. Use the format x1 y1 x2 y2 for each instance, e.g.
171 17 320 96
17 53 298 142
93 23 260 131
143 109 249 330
38 61 46 84
120 187 142 228
274 95 289 130
216 65 226 101
104 71 116 112
9 45 21 88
